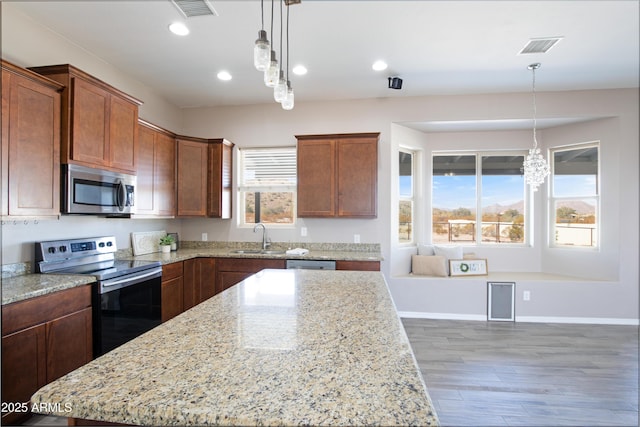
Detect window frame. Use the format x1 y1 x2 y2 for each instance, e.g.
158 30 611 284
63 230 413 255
548 141 600 250
237 146 297 228
399 149 416 245
431 150 530 247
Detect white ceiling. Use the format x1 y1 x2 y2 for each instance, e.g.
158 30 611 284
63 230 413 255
8 0 639 112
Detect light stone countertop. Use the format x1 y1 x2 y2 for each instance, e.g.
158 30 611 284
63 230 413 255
2 245 382 305
1 274 95 305
31 269 439 426
123 247 383 264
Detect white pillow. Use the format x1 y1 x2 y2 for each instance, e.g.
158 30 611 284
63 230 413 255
411 255 447 277
433 245 464 275
417 244 435 256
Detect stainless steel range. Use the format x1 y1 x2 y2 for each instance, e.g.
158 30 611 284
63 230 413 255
36 236 162 357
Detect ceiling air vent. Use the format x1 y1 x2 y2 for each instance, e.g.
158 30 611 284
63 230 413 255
518 37 563 54
171 0 218 18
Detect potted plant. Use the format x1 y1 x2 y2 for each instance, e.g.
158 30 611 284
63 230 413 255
159 235 174 253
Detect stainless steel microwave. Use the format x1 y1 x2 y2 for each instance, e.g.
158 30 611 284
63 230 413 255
62 164 136 216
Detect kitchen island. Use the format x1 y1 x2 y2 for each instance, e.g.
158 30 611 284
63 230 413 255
31 269 438 426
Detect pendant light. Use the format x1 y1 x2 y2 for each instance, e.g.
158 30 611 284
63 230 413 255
281 3 294 110
274 0 287 102
264 0 279 87
255 0 298 108
253 0 270 71
282 81 294 110
523 63 550 192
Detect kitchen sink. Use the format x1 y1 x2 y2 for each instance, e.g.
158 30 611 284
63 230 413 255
228 249 286 255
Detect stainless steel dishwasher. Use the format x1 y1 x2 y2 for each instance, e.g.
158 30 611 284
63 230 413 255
286 259 336 270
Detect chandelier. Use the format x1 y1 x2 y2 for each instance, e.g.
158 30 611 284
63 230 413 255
522 63 550 192
254 0 298 110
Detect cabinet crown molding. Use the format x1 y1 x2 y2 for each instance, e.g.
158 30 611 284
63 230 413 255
28 63 143 106
295 132 380 141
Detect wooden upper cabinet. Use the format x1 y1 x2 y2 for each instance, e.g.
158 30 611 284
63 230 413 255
208 139 234 218
137 120 176 217
177 137 234 218
1 60 63 218
296 133 379 218
337 137 378 217
29 64 142 174
297 139 336 217
109 95 138 171
177 138 209 217
70 77 109 167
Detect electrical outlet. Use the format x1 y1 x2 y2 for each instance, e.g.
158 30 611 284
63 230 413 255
301 227 307 237
201 233 208 241
523 290 531 301
354 234 360 243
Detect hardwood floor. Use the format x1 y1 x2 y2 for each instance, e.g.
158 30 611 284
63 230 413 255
402 318 639 427
17 319 639 427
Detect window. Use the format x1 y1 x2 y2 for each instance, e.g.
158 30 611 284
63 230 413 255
432 152 527 245
550 143 599 248
399 150 414 243
238 147 297 226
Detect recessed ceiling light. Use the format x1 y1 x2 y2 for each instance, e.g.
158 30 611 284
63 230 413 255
169 22 189 36
293 65 307 76
372 60 388 71
217 71 232 81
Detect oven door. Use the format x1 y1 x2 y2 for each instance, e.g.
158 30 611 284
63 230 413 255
63 164 136 215
93 267 162 357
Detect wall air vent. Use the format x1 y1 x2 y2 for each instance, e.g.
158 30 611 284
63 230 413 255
518 37 563 55
171 0 218 18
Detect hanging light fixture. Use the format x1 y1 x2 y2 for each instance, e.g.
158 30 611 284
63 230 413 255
281 2 294 110
274 0 288 102
522 63 550 192
263 0 279 87
253 0 270 71
255 0 298 108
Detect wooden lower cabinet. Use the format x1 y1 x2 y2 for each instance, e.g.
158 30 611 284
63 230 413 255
161 262 184 322
183 258 216 309
215 258 286 294
336 260 380 271
1 285 92 425
45 308 92 382
1 324 46 425
160 257 378 324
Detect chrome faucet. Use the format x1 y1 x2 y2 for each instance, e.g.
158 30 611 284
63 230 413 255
253 223 271 250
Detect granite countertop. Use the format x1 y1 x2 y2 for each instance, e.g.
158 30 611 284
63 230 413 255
31 269 438 426
126 247 383 265
2 244 382 306
1 274 95 305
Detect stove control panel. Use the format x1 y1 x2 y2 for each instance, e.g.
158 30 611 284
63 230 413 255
36 236 118 265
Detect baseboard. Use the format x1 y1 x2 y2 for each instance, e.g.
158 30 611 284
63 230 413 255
398 311 639 326
398 311 486 321
516 316 639 326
